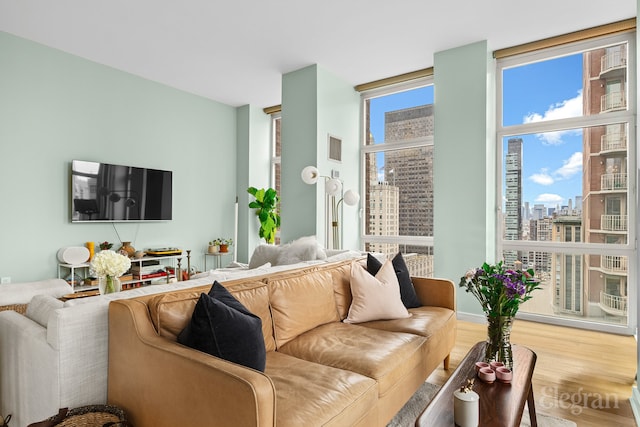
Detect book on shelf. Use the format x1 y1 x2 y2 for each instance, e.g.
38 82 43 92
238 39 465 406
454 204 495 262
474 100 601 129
133 271 169 280
132 259 162 267
130 265 164 274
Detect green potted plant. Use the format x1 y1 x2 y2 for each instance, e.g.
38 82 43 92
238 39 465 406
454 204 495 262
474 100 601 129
213 238 233 253
207 241 219 254
247 187 280 244
220 238 233 253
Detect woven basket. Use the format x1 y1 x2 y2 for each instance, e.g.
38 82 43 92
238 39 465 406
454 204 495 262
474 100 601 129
28 405 129 427
0 304 27 315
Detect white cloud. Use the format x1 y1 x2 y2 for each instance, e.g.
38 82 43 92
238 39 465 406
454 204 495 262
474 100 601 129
555 152 582 179
529 169 554 185
523 90 583 145
535 193 564 204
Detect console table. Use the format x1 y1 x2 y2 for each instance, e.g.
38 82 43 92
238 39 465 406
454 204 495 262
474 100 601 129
58 253 184 292
417 341 537 427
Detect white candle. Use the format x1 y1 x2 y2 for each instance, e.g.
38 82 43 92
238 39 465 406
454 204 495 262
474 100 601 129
454 388 479 427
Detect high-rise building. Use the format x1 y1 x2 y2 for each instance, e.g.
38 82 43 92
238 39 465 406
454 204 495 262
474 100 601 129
384 105 434 241
581 43 629 321
552 215 584 314
365 104 433 276
504 137 523 267
367 182 400 255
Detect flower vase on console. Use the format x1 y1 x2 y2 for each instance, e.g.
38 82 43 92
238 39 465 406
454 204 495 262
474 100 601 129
90 250 131 295
99 275 122 294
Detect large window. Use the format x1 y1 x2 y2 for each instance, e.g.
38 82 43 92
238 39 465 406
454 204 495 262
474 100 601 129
361 81 434 276
271 113 281 244
497 32 635 332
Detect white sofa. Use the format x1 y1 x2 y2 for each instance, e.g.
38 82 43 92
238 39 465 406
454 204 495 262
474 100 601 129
0 250 366 426
0 278 72 309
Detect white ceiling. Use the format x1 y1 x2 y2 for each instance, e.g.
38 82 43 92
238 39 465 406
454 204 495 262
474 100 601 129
0 1 636 108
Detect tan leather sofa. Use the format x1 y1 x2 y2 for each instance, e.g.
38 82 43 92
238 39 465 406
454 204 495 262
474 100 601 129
107 258 456 427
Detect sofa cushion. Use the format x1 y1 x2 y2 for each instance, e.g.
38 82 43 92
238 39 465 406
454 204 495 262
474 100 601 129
177 282 266 371
267 268 340 348
367 252 421 309
266 351 377 427
344 260 411 324
248 244 282 269
148 281 276 352
25 294 64 327
330 262 354 320
279 322 426 396
276 235 324 265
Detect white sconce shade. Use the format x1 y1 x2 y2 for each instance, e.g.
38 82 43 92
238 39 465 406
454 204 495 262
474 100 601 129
343 189 360 206
325 178 342 196
301 166 319 184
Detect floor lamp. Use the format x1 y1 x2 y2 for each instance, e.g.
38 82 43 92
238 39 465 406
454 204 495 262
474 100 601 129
301 166 360 249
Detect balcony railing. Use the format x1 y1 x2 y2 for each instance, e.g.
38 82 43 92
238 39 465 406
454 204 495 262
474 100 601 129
600 255 628 273
601 133 627 152
600 50 627 75
601 173 627 191
601 214 627 231
601 92 626 112
599 291 627 316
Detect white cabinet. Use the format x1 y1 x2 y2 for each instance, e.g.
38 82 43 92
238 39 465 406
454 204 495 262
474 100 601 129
58 253 187 293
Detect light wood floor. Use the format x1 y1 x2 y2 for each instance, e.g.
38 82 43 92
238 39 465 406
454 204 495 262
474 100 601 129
426 319 638 426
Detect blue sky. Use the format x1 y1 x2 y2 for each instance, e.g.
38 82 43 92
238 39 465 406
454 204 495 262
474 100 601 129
502 54 584 210
369 54 585 211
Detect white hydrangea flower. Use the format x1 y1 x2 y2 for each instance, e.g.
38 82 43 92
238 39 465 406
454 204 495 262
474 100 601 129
90 250 131 277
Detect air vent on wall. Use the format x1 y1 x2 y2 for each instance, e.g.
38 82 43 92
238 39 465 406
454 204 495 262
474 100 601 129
328 135 342 162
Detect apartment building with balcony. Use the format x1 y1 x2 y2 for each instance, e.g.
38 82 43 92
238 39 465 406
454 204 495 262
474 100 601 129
582 43 629 322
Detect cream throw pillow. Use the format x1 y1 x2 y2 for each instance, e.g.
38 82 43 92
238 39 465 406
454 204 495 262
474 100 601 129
344 260 411 324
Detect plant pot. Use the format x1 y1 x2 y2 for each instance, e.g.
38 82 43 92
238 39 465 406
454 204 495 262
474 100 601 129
219 244 229 253
208 245 219 254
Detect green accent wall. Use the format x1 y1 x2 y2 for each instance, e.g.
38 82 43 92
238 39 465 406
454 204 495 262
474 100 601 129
433 40 496 316
0 31 238 281
280 65 360 247
236 105 271 263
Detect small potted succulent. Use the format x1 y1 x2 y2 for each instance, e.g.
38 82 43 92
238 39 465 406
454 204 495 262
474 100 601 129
207 241 219 254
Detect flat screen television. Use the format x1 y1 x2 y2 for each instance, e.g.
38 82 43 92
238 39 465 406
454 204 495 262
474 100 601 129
71 160 172 222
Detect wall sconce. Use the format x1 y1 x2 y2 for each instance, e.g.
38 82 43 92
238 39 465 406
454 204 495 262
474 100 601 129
301 166 360 249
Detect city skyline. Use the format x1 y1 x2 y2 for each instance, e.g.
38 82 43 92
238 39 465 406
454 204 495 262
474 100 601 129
369 57 586 212
502 53 584 211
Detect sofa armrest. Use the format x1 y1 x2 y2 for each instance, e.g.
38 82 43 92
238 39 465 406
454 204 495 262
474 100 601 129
411 277 456 310
108 299 277 427
0 311 61 427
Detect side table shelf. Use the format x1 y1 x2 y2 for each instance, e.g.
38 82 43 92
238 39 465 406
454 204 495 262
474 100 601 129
204 252 231 270
58 253 187 293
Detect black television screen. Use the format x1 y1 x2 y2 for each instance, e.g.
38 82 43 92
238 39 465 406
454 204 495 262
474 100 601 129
71 160 172 222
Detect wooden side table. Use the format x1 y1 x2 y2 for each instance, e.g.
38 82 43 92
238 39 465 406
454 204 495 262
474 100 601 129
417 341 537 427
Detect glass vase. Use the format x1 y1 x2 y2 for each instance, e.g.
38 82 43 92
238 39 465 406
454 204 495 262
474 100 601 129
485 315 513 369
99 275 121 295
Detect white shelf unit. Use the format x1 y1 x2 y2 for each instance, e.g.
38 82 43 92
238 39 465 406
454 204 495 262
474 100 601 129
58 253 186 293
